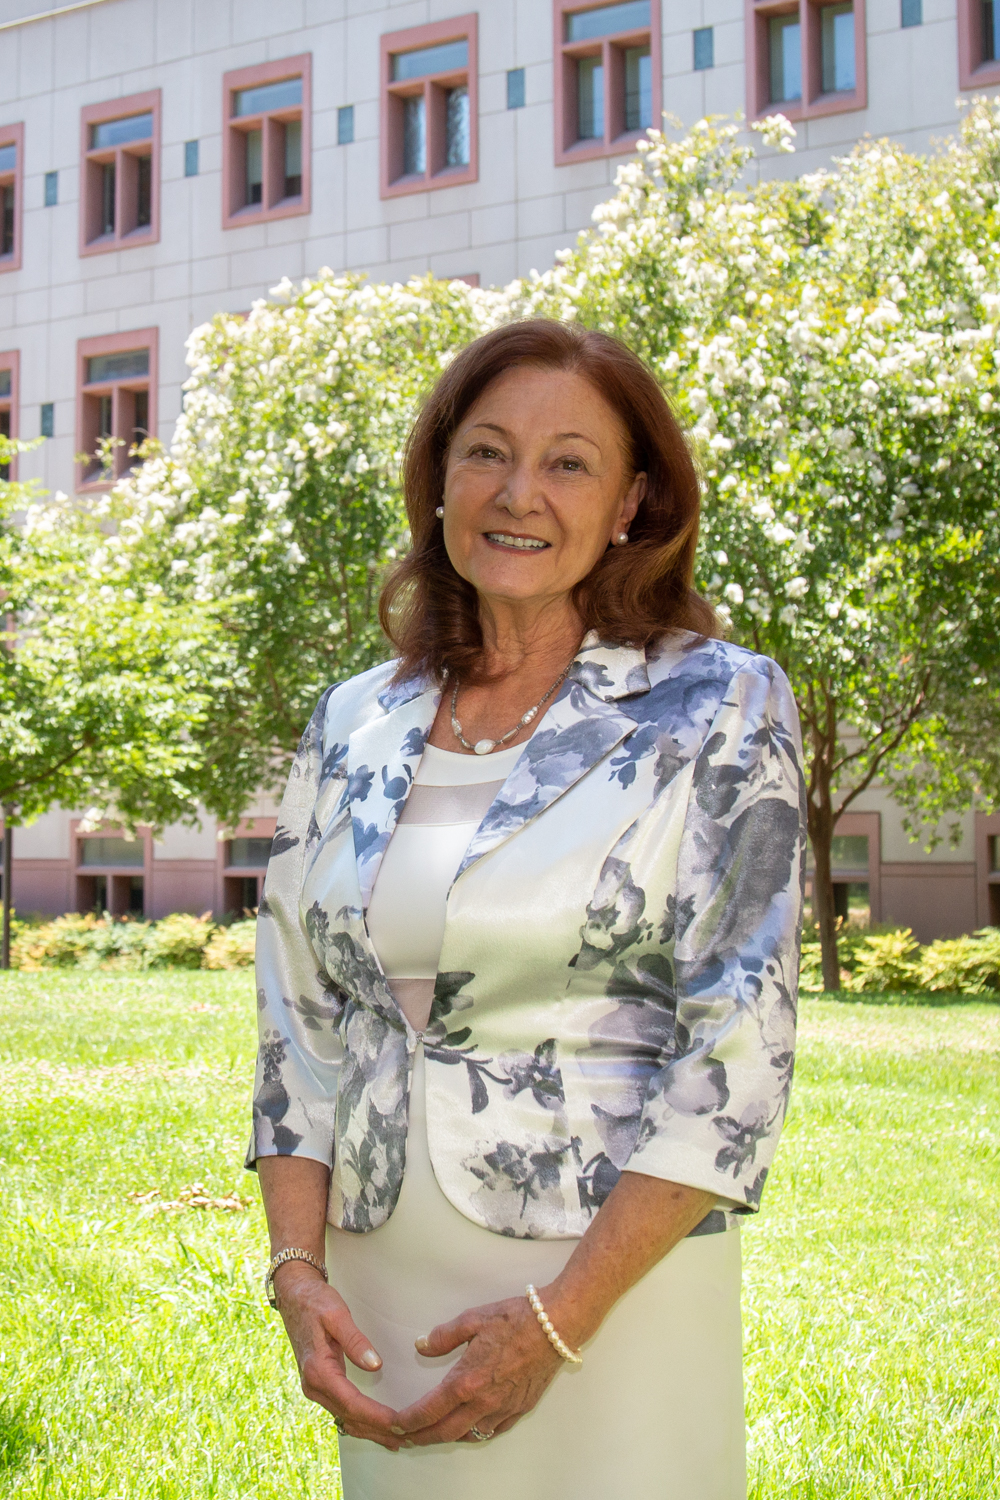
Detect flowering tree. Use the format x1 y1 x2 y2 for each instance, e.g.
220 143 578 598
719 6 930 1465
515 108 1000 987
0 448 220 964
111 273 499 821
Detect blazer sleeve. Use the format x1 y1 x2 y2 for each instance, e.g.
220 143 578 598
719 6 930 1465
624 657 806 1213
246 687 346 1170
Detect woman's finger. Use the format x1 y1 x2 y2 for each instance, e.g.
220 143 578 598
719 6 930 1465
300 1350 400 1435
413 1310 479 1359
317 1300 383 1372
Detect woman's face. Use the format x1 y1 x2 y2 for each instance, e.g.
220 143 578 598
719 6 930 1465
441 364 645 614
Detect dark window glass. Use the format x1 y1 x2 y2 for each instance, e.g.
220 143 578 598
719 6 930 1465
97 394 113 443
769 15 802 102
0 371 9 397
100 161 115 235
236 875 259 911
136 154 152 227
233 77 302 116
693 26 714 70
132 389 149 451
337 105 355 145
91 112 153 149
228 837 273 868
624 45 652 130
403 95 426 174
988 834 999 872
901 0 922 23
1 184 14 255
392 39 468 81
79 837 145 867
985 0 1000 60
577 56 604 139
833 881 869 922
0 144 15 173
507 67 526 108
86 350 149 382
445 85 470 166
44 170 58 205
40 403 54 438
283 119 302 197
128 876 145 914
0 407 10 482
245 128 263 204
184 139 199 176
565 0 650 42
820 3 855 92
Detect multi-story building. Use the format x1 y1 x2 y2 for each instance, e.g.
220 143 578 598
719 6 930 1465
2 0 999 938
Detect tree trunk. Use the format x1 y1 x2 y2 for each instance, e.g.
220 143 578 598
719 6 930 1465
1 809 11 971
807 797 841 992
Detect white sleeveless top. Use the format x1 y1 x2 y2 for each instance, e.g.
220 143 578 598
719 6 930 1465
365 740 524 1031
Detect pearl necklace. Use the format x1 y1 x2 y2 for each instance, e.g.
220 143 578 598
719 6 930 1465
450 657 575 755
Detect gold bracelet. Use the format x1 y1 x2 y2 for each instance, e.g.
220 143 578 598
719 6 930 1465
264 1248 327 1310
525 1284 583 1366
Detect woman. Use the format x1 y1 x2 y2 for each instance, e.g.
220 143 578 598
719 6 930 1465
249 320 804 1499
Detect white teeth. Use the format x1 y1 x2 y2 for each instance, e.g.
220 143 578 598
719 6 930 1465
485 533 548 550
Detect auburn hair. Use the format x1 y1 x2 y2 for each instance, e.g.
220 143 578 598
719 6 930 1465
379 319 716 684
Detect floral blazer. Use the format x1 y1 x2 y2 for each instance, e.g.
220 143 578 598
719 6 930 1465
248 630 806 1241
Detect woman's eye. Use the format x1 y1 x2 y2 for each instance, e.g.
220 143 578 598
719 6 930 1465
471 445 501 459
557 457 586 472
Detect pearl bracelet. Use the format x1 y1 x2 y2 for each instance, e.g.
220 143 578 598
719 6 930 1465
525 1283 583 1366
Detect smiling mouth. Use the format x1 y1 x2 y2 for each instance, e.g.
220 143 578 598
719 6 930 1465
483 532 550 551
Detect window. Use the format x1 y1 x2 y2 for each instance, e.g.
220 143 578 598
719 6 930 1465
0 351 18 483
80 91 160 255
44 170 58 206
222 56 311 228
75 829 148 917
693 26 715 70
338 105 355 145
901 0 921 24
0 123 24 273
184 140 199 177
223 836 272 915
746 3 867 121
76 329 157 490
507 67 527 107
554 0 662 165
40 402 54 439
958 1 1000 84
380 16 479 197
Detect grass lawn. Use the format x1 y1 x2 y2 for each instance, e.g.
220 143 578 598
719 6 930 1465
0 973 997 1499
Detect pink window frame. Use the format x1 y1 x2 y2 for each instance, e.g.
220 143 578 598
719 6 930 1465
75 327 158 492
380 15 479 199
71 818 153 919
215 816 277 918
79 90 161 257
957 1 1000 90
746 0 867 124
553 0 662 166
222 54 312 230
0 122 24 274
0 348 19 482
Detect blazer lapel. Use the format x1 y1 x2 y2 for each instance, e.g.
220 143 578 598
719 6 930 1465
346 679 440 909
455 636 651 882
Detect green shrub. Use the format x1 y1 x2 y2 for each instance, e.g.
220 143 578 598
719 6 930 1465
917 929 1000 994
201 919 256 970
145 912 215 969
843 929 923 993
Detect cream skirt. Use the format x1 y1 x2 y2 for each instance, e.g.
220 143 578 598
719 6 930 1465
327 1046 746 1500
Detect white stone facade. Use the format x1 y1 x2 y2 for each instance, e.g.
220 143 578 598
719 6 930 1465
2 0 998 935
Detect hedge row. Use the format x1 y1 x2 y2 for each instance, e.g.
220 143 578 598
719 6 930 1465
8 912 1000 994
800 925 1000 995
9 912 256 971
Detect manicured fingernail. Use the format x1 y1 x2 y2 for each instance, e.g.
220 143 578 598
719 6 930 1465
403 1440 415 1449
415 1335 429 1353
361 1349 381 1370
391 1426 406 1436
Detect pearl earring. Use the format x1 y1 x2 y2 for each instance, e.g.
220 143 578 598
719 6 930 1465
435 506 444 518
616 532 629 545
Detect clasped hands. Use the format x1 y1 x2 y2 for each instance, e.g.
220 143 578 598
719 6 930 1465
275 1263 571 1451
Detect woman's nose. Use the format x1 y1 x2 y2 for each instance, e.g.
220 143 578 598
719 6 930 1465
495 464 544 515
